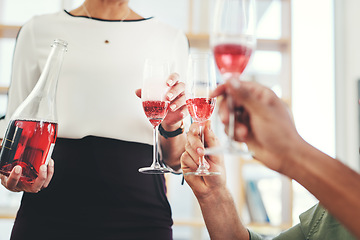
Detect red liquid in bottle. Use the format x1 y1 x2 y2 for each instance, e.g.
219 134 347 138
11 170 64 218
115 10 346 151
214 43 252 75
186 98 216 123
0 120 57 183
143 101 170 127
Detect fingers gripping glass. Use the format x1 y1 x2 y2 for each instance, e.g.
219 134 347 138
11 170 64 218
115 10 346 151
138 59 173 174
207 0 256 157
185 52 220 176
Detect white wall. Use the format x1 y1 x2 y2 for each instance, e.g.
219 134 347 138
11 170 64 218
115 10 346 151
335 0 360 170
292 0 335 158
292 0 360 171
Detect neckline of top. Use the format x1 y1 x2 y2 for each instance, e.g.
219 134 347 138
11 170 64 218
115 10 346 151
63 10 154 22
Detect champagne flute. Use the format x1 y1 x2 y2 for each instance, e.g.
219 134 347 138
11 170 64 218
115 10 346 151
185 52 220 176
208 0 256 156
139 59 173 174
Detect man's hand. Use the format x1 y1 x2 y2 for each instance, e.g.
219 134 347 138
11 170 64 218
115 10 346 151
181 121 226 200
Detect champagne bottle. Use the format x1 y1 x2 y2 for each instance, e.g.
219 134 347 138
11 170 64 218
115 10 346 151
0 39 68 183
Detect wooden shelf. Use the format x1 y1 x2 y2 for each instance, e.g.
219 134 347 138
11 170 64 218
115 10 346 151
173 219 205 227
186 33 291 51
0 206 18 219
0 25 20 38
256 38 291 51
247 222 292 236
248 222 292 230
0 87 9 94
0 214 16 219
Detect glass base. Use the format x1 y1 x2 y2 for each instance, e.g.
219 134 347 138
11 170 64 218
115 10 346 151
184 170 221 176
184 165 220 176
138 166 172 174
204 141 253 159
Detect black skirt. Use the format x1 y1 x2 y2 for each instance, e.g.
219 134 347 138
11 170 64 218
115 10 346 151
10 136 173 240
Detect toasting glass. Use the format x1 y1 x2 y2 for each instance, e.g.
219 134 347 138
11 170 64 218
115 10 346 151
138 59 173 174
208 0 256 156
185 52 220 176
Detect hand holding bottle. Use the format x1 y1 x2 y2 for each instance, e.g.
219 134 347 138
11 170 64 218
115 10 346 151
0 159 54 192
0 39 67 184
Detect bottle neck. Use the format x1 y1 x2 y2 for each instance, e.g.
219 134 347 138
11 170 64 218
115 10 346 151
11 40 68 122
35 43 67 101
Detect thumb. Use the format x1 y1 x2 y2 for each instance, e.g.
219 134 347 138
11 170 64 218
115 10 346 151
203 120 219 149
203 121 223 167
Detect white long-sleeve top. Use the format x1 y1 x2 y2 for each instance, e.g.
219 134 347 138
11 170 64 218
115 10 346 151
0 10 189 145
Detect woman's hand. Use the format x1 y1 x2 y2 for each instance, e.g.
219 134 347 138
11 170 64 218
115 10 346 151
0 159 54 193
135 73 188 131
181 121 226 200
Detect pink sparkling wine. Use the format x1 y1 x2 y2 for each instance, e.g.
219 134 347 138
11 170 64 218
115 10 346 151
143 100 170 127
186 98 216 123
0 120 57 183
214 43 252 75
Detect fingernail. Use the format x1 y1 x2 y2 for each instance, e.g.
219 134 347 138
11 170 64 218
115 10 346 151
14 166 21 174
170 104 176 111
49 159 54 167
230 78 241 89
167 79 173 86
197 148 204 155
167 92 174 101
40 165 47 172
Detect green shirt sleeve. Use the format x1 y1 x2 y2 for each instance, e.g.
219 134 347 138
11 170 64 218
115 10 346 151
248 230 264 240
248 203 356 240
248 224 304 240
299 203 356 240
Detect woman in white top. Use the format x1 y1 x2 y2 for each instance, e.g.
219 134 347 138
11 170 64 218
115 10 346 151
0 0 189 239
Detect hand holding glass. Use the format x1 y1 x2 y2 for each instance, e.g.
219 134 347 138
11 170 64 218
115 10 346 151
139 59 173 174
209 0 256 156
185 52 220 176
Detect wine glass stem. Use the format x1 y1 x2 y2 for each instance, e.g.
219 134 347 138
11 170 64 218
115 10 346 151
152 125 161 169
227 95 236 144
198 123 208 170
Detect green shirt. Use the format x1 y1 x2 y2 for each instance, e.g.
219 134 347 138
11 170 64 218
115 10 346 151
249 203 356 240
